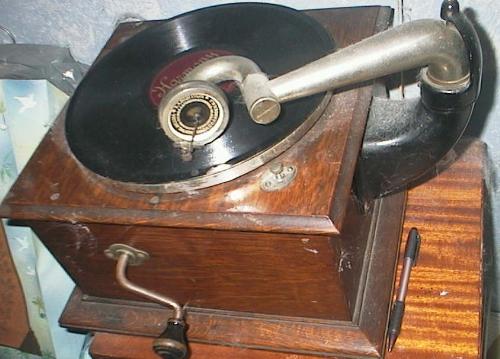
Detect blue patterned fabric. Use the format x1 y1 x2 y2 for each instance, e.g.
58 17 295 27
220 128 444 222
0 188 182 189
0 80 86 358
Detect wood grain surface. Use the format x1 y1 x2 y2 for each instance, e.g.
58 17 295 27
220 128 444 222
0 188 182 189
90 139 486 358
33 223 350 320
385 139 485 359
0 223 39 354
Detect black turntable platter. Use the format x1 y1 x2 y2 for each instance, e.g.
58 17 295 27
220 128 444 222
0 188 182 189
65 3 334 187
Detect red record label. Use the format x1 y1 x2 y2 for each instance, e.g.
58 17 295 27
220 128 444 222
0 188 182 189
149 49 233 106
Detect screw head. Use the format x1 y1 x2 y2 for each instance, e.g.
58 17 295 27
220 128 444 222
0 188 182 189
259 163 297 192
270 162 284 175
441 0 460 20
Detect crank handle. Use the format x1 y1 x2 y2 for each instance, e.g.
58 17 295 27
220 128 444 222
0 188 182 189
105 244 188 359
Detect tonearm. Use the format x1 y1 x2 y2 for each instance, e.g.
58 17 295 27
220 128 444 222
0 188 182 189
159 0 482 200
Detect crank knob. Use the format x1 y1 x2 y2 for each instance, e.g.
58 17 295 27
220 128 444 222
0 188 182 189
153 319 188 359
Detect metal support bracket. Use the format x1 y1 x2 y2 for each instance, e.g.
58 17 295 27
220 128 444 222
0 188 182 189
104 243 150 266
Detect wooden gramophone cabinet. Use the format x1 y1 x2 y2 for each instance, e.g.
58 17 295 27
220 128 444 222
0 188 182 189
0 6 406 358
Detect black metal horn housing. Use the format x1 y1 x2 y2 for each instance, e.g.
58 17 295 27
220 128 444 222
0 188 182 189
355 5 483 200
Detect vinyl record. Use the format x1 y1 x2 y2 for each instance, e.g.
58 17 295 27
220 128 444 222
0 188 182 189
65 3 334 188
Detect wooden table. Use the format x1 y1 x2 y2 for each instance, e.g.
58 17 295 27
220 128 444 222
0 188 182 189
90 139 486 358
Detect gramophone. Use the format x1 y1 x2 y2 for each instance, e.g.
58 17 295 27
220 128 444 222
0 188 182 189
0 0 481 358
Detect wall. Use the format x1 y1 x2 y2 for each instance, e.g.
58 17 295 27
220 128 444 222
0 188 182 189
1 0 499 308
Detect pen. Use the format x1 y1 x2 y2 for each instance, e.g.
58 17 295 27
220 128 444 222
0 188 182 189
387 227 421 352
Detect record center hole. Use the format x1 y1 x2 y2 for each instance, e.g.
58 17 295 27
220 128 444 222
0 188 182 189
179 101 211 128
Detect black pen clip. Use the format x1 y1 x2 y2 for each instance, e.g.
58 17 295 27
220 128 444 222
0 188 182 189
406 228 421 267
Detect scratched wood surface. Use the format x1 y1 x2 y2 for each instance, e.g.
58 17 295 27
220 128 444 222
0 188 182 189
57 190 403 358
90 139 486 358
0 223 38 353
33 224 350 320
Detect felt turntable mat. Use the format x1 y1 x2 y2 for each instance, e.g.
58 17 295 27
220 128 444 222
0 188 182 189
65 3 334 184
